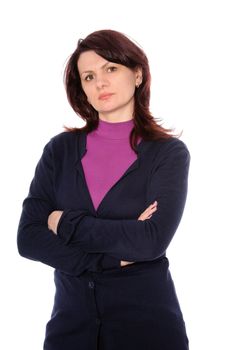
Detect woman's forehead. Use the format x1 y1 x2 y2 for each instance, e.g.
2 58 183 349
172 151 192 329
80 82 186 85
77 51 110 74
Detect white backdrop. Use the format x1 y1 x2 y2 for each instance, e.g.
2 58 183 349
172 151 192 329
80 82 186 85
0 0 231 349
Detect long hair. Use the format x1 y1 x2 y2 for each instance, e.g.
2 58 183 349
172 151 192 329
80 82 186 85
64 29 175 153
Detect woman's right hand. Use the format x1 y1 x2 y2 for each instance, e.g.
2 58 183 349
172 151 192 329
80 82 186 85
120 201 158 267
137 201 158 221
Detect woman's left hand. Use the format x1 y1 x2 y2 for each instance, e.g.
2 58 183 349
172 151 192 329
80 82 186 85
48 211 63 234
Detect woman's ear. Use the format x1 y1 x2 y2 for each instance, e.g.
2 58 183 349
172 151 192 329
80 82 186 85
135 66 143 87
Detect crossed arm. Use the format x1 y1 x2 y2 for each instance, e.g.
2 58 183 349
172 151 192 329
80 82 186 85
48 201 158 266
17 137 190 275
47 139 190 263
17 142 121 276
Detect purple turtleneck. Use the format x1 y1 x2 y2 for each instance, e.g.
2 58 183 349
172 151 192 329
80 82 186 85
81 118 141 211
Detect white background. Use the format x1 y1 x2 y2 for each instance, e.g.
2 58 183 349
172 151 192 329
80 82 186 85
0 0 231 349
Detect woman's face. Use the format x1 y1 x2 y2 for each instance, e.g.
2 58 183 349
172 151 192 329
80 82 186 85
77 50 142 120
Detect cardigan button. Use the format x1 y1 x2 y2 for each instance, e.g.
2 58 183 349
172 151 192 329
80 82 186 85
88 281 95 289
96 318 101 325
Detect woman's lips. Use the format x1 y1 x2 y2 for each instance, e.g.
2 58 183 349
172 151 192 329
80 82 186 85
99 93 114 100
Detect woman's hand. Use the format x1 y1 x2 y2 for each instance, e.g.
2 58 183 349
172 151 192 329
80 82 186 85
137 201 158 221
48 210 63 234
120 201 158 267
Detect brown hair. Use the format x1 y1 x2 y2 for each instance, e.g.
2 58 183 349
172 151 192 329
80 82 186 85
64 29 175 153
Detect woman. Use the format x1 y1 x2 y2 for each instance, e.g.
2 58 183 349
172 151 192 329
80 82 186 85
17 29 190 349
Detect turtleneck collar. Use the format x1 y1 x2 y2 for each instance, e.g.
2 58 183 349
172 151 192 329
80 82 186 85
95 118 134 140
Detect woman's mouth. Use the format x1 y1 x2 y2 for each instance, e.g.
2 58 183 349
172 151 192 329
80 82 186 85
98 93 114 100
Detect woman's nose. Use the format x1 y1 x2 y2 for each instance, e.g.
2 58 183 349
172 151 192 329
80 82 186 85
95 75 109 89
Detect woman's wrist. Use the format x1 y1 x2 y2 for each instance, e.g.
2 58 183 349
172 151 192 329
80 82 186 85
48 210 63 234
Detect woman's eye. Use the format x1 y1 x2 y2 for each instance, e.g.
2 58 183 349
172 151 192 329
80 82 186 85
84 74 94 81
83 67 117 81
107 66 117 72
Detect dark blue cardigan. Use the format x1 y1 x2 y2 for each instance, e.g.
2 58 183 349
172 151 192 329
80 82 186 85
17 130 190 349
17 130 190 274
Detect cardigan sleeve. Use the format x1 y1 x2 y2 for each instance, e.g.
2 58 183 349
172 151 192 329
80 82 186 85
57 139 190 262
17 140 120 275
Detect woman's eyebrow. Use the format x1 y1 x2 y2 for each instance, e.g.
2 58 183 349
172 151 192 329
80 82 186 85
81 61 111 76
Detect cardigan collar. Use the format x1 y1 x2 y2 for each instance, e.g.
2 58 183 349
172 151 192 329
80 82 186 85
75 131 145 214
